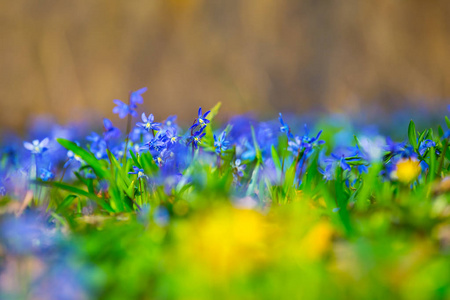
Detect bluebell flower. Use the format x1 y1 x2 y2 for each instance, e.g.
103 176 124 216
40 167 55 181
24 138 49 154
129 87 147 105
137 113 161 132
214 130 230 154
90 139 108 160
86 132 101 144
189 107 210 130
288 128 324 155
278 113 292 138
324 153 354 172
398 145 417 159
155 149 174 166
129 127 146 143
384 137 405 154
319 163 334 181
64 141 84 168
141 135 166 153
164 115 178 128
232 159 246 178
358 164 369 174
103 118 120 141
357 136 386 162
187 127 206 149
419 139 436 156
128 166 147 179
113 100 137 119
237 138 256 161
165 129 180 145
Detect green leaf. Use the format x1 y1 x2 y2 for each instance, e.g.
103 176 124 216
205 102 222 121
36 181 114 213
246 164 260 197
251 126 263 163
129 149 142 169
107 149 131 186
139 152 159 175
55 194 78 214
57 138 110 179
429 147 437 182
417 129 429 147
271 145 282 172
445 116 450 129
270 145 282 184
408 120 417 150
438 125 444 138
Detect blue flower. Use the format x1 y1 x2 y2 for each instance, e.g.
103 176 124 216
164 115 178 128
232 159 246 178
40 167 54 181
287 127 324 155
86 132 101 144
137 113 161 132
113 100 138 118
128 166 147 179
23 138 49 154
90 139 108 160
187 127 206 149
278 113 292 138
190 107 210 130
165 129 180 145
64 149 83 168
419 139 436 156
141 133 166 153
323 152 355 173
384 137 405 154
236 138 256 161
155 149 174 166
319 163 334 181
130 87 147 105
103 118 120 141
214 130 230 154
0 212 57 255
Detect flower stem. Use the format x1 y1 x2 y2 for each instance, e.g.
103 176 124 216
122 91 133 166
437 138 449 176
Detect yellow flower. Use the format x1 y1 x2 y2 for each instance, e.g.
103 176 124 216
394 157 421 184
300 221 334 260
184 206 269 278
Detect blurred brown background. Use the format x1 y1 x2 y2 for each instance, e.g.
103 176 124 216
1 0 450 131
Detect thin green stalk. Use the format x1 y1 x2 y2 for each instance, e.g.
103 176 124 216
122 114 132 166
59 160 69 183
139 178 144 206
437 138 449 176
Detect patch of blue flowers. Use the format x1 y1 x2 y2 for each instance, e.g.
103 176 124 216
1 87 450 299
